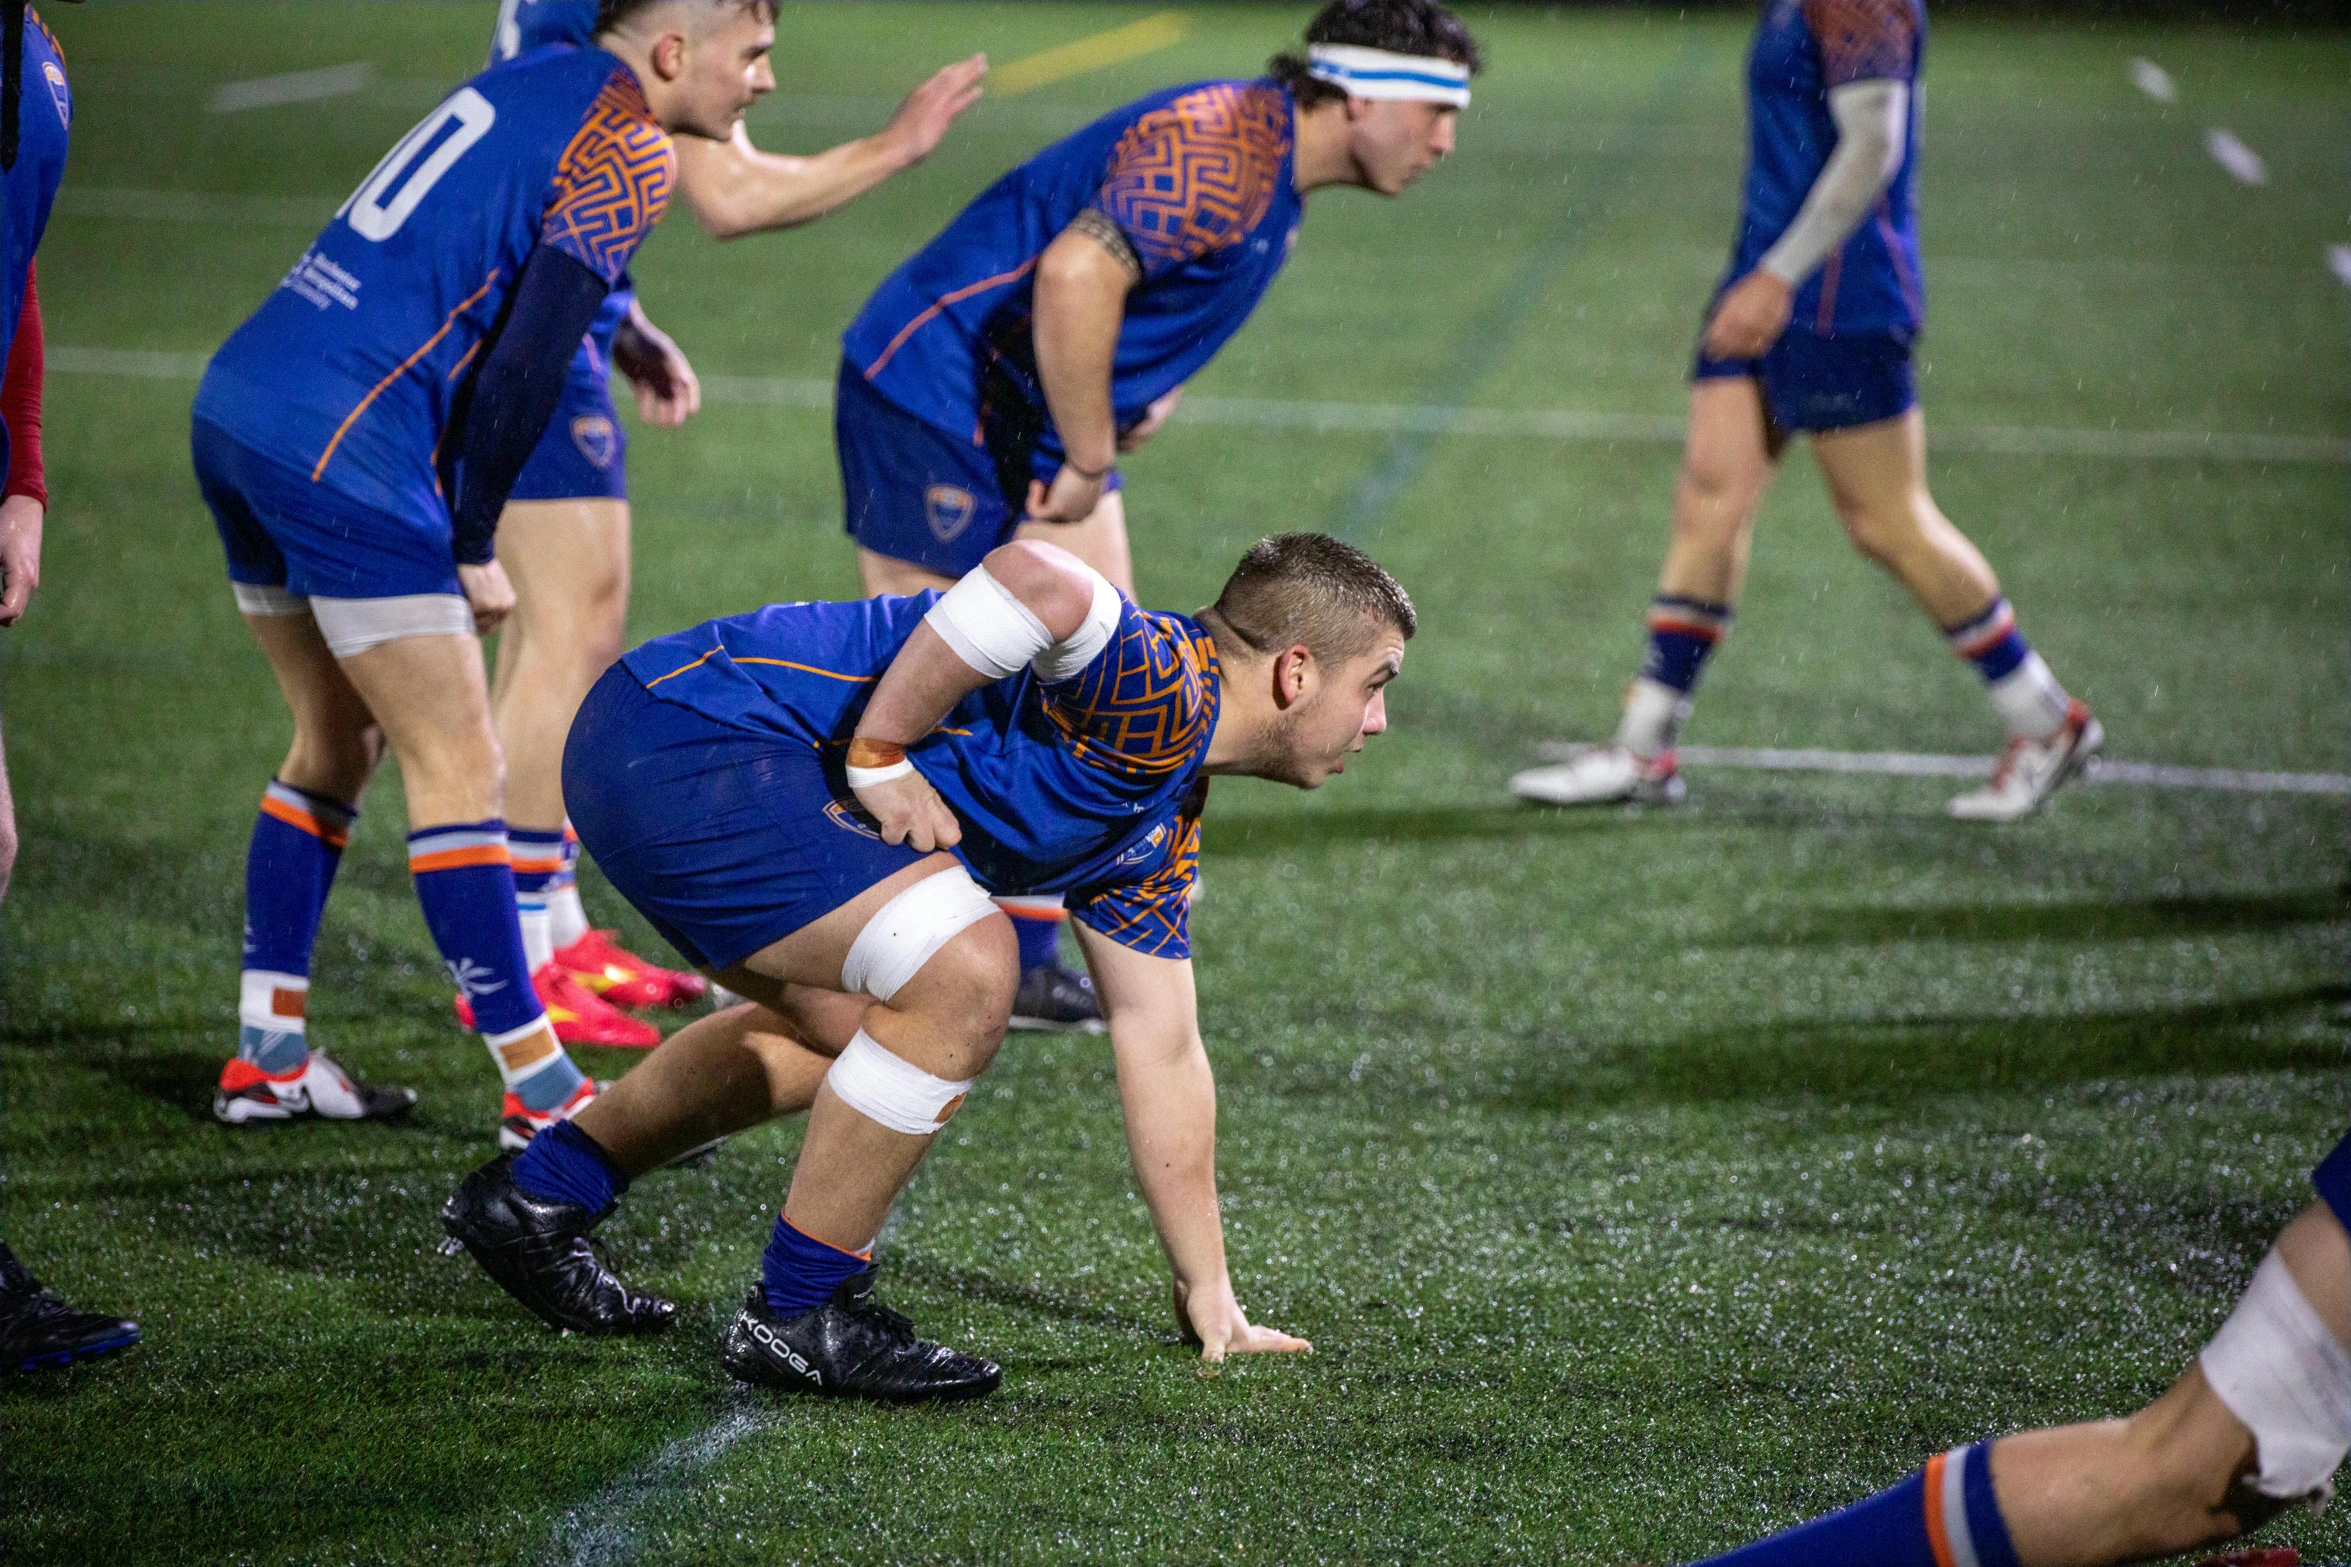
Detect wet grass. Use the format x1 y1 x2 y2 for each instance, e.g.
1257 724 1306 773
4 3 2348 1563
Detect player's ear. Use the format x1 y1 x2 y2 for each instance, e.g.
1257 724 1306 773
1271 645 1316 709
649 30 689 82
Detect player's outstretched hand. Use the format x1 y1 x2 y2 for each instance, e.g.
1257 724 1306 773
1701 269 1794 360
613 314 701 428
0 494 43 627
1117 386 1184 453
884 54 987 167
458 560 517 635
854 769 962 852
1024 462 1107 526
1174 1273 1312 1364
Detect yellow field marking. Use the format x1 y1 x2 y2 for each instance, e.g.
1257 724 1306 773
989 12 1194 97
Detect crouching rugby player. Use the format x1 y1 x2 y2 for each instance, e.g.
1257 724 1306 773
195 0 771 1145
443 533 1412 1397
1685 1131 2351 1567
838 0 1477 1028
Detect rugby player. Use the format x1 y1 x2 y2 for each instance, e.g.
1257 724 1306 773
836 0 1477 1027
1684 1132 2351 1567
1510 0 2100 822
0 0 141 1373
479 0 985 1046
443 534 1411 1397
196 0 771 1146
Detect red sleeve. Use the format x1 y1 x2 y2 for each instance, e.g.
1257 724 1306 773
2 262 44 507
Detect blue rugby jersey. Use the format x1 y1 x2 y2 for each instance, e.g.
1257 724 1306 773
0 8 68 485
844 79 1301 453
195 46 673 526
489 0 632 392
1729 0 1925 336
619 592 1218 959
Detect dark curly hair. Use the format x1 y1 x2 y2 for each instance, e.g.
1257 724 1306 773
1268 0 1483 109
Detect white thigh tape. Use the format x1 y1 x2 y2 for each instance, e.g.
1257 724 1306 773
1030 569 1121 683
310 593 475 656
838 867 997 1003
825 1027 973 1136
231 581 310 617
2201 1250 2351 1501
926 567 1050 680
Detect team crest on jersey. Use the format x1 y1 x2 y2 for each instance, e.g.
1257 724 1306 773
42 61 66 127
571 416 617 469
924 485 976 543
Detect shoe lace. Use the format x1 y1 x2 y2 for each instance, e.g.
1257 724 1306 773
846 1289 914 1338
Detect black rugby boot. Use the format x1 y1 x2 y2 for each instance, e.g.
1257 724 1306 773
720 1270 1001 1402
0 1241 140 1372
1009 960 1105 1034
441 1153 675 1335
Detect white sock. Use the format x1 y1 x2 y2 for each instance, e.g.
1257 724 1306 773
1988 652 2071 741
517 905 556 975
1615 677 1693 759
549 883 590 950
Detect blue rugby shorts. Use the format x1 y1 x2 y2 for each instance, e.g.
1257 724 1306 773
561 663 928 972
509 341 629 503
194 417 465 601
835 356 1120 580
1693 323 1919 435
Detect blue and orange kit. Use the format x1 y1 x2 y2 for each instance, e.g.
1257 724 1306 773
620 592 1219 959
843 78 1301 451
194 44 673 529
1731 0 1925 334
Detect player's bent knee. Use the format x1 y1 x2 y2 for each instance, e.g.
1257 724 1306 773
824 1027 976 1136
2199 1250 2351 1506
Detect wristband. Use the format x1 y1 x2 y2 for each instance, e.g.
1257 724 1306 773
845 737 914 789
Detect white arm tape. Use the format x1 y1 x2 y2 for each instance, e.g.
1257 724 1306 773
2200 1250 2351 1502
1031 570 1121 682
844 757 915 789
924 563 1122 683
838 866 998 1004
1759 79 1908 286
825 1027 974 1136
926 567 1052 680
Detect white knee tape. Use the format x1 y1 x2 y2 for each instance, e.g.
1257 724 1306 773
2200 1250 2351 1501
825 1028 973 1136
838 867 997 1003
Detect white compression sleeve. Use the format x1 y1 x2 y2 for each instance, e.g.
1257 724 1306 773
1758 79 1909 287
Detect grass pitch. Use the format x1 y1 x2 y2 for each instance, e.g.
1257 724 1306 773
5 3 2348 1562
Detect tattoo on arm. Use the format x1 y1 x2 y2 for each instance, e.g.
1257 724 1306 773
1068 208 1143 283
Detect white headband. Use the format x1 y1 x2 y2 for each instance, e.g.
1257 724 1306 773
1304 44 1470 107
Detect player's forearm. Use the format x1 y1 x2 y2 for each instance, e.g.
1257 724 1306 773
1758 79 1908 286
1030 235 1127 474
450 247 610 563
673 126 911 239
1114 1023 1229 1289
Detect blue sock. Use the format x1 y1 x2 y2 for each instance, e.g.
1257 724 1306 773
1641 595 1732 694
1009 908 1062 974
1944 596 2030 682
509 825 566 971
1694 1443 2019 1567
238 780 356 1073
409 820 544 1038
761 1213 870 1319
511 1118 628 1214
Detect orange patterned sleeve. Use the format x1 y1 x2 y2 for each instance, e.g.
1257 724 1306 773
1094 83 1291 278
1803 0 1919 87
541 67 675 286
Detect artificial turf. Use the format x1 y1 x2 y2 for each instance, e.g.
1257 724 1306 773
3 2 2347 1562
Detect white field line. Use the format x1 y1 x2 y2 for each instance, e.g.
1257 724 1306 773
58 356 2351 467
1535 740 2351 796
2204 127 2268 186
549 1405 777 1567
2128 58 2178 103
2329 245 2351 291
208 63 375 114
